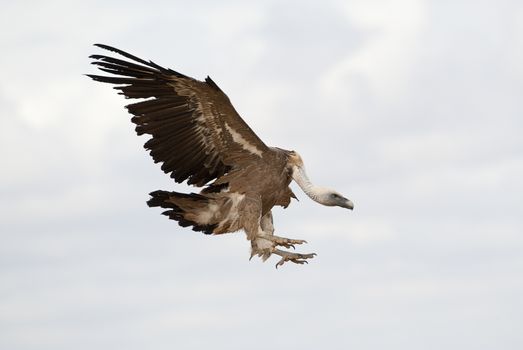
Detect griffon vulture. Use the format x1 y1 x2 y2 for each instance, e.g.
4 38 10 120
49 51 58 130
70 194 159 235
88 44 354 267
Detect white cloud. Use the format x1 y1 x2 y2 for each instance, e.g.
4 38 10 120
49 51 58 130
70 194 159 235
322 0 426 105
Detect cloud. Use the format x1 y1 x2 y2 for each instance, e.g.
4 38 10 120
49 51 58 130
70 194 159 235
321 0 426 104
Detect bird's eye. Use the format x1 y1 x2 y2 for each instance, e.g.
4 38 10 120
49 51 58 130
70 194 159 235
331 193 339 199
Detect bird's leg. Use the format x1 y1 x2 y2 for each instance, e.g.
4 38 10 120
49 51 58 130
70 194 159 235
250 236 273 261
272 249 317 268
256 211 307 249
250 211 315 267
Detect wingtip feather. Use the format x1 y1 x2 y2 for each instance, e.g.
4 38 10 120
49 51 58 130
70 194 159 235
93 43 116 51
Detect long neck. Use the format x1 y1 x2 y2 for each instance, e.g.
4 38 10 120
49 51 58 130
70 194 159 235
291 165 324 204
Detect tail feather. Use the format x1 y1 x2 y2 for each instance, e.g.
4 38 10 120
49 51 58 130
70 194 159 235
147 190 218 234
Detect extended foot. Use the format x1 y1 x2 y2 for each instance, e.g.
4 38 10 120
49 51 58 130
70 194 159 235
273 248 317 268
262 235 307 250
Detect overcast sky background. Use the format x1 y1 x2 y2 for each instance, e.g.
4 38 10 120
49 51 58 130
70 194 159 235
1 0 522 349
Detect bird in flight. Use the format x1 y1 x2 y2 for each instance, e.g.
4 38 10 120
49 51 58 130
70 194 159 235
88 44 354 267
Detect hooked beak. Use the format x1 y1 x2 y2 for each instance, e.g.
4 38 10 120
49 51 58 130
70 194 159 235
343 199 354 210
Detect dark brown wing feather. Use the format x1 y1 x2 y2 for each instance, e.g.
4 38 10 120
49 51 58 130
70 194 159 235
88 44 269 186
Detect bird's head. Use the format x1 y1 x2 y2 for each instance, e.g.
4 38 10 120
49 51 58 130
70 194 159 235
289 151 354 211
315 188 354 210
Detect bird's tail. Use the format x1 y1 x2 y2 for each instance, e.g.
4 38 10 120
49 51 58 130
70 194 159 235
147 190 219 234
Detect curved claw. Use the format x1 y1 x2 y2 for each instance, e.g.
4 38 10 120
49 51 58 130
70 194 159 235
273 250 317 268
275 258 310 268
269 236 308 249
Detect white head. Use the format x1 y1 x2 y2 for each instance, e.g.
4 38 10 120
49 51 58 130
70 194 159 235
312 187 355 210
288 151 354 210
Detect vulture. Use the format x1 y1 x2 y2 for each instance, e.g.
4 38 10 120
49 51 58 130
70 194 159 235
88 44 354 267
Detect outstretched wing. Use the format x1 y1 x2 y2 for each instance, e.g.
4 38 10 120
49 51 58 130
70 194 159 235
88 44 269 186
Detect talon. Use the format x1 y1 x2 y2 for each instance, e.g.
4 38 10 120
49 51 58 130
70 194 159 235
260 235 308 249
272 248 316 268
275 258 287 269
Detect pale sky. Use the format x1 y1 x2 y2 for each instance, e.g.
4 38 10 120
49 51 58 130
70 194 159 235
1 1 522 349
